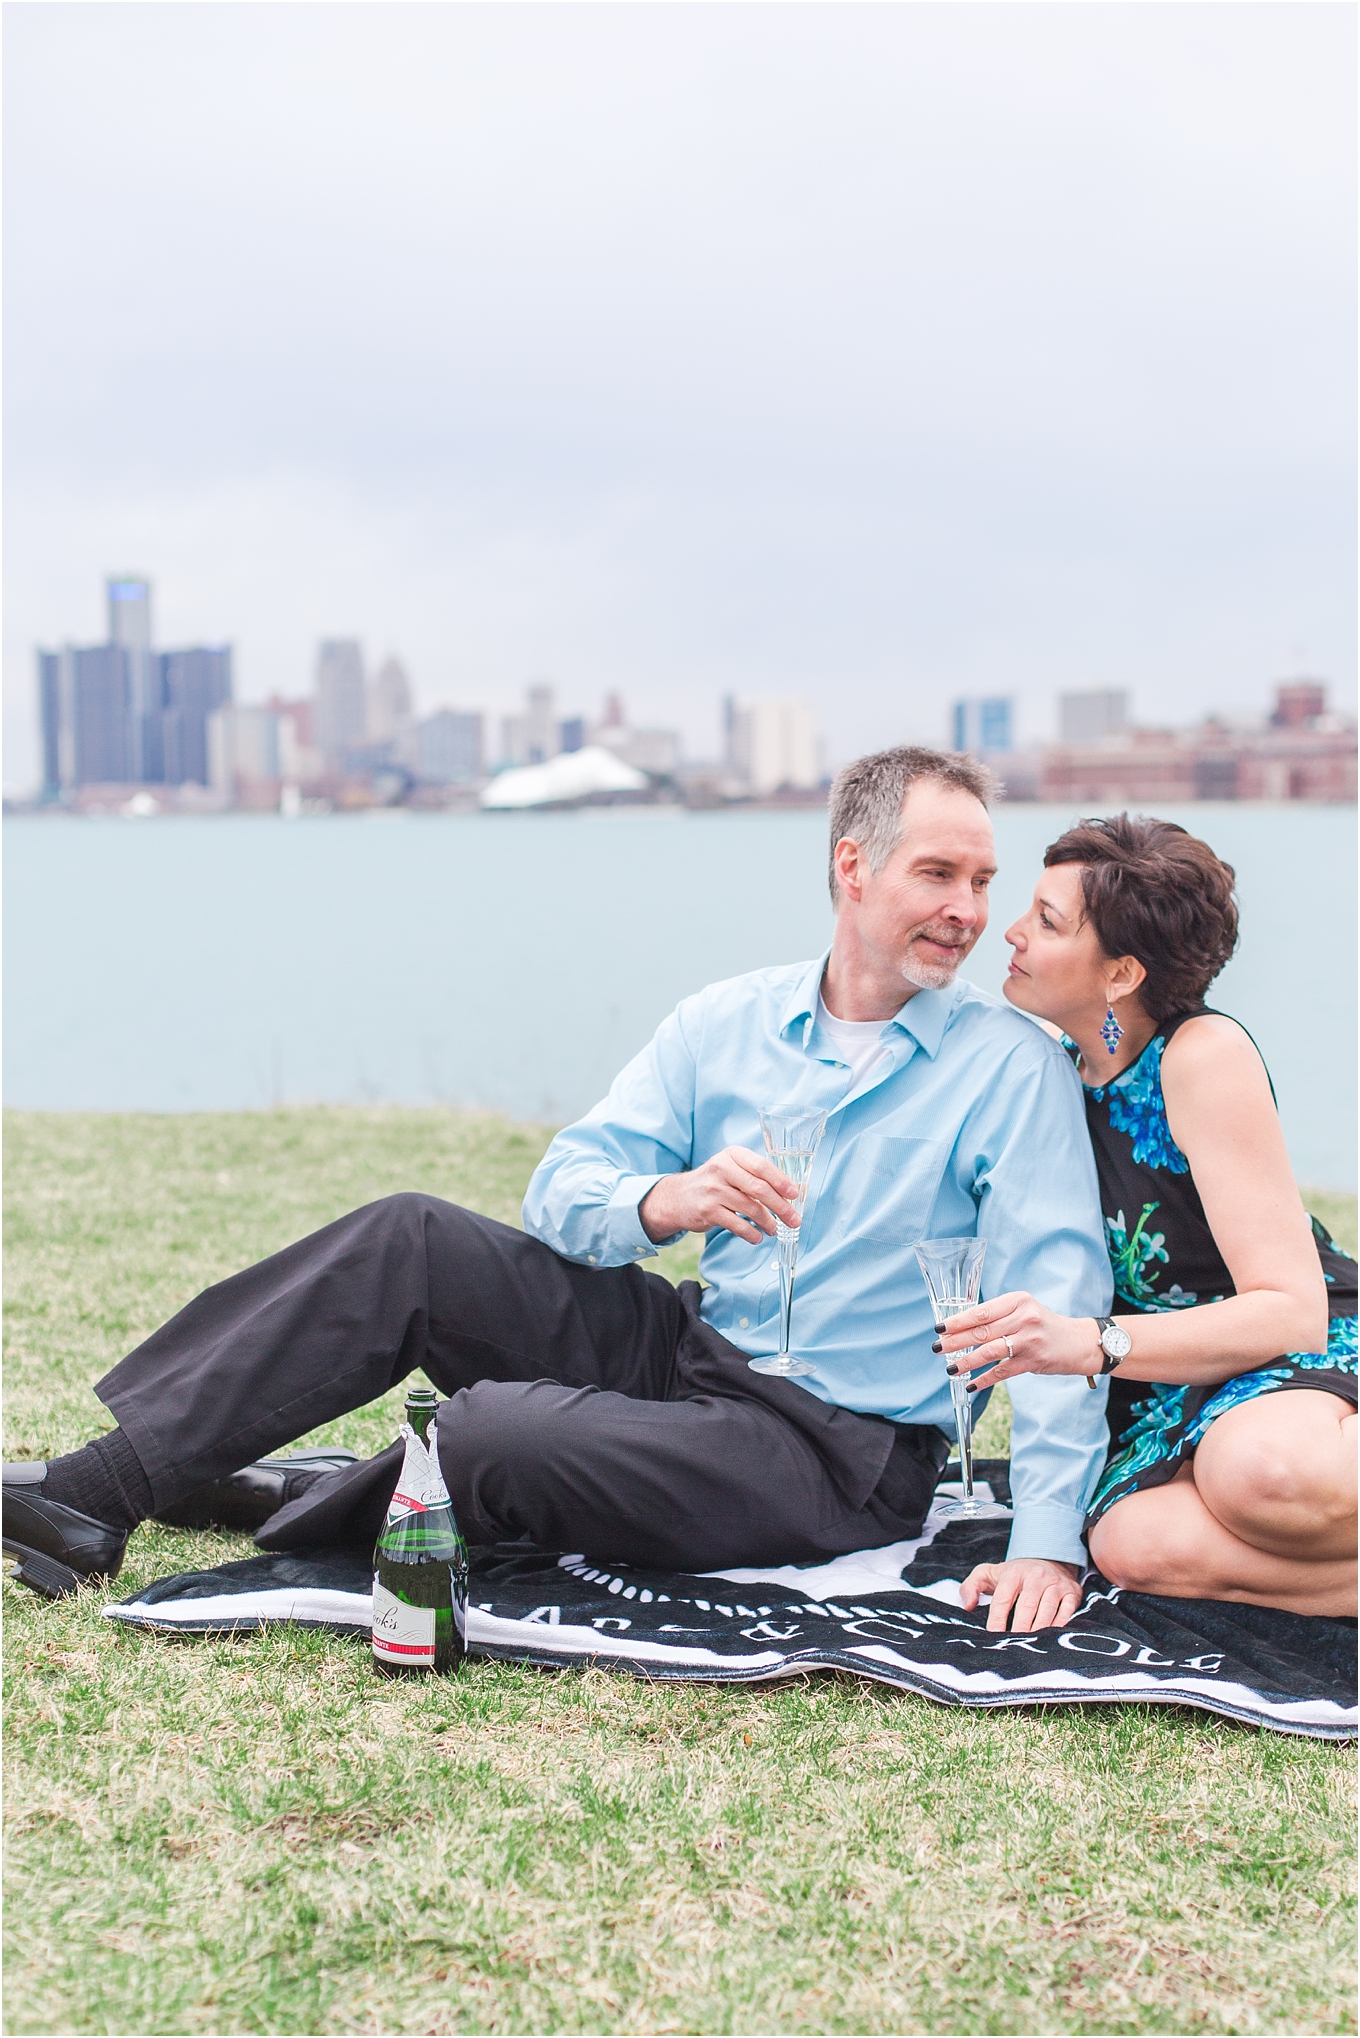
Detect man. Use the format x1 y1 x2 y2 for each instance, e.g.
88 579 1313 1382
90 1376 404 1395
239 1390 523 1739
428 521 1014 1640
5 746 1112 1633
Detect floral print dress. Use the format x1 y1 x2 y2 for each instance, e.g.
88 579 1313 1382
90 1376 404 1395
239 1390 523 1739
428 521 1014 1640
1078 1009 1357 1527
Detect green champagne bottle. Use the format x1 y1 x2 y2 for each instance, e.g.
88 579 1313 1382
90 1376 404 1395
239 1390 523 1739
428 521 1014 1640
404 1383 439 1445
371 1421 469 1677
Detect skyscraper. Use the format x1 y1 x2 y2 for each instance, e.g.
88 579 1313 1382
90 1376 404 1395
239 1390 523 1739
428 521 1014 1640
417 710 485 784
38 652 63 797
36 644 132 788
951 698 1013 754
107 576 159 780
160 647 232 784
500 683 561 767
366 656 418 769
1060 690 1128 743
208 704 281 795
367 657 413 741
726 699 819 793
314 640 367 762
35 574 232 795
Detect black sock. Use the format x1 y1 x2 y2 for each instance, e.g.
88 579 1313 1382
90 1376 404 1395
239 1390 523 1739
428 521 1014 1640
39 1429 154 1531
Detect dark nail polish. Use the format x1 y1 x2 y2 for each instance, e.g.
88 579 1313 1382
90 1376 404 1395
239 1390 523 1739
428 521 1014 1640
945 1364 958 1377
934 1323 946 1334
931 1340 942 1353
966 1382 978 1394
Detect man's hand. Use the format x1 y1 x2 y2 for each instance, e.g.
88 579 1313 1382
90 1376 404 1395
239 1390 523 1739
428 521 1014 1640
640 1148 801 1246
959 1557 1083 1632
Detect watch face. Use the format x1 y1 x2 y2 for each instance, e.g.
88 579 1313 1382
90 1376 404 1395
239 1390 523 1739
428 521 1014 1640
1101 1322 1133 1360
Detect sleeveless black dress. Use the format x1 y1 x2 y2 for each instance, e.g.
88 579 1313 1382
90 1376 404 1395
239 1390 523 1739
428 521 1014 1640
1073 1009 1358 1526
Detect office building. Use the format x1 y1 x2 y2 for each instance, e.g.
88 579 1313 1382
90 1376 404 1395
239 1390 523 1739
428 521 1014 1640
952 698 1013 754
38 652 64 795
363 655 419 771
1038 684 1355 804
559 717 586 754
208 704 281 795
1060 690 1128 743
38 643 134 789
586 694 681 775
108 577 159 780
1271 682 1327 728
417 710 485 785
368 657 413 741
36 574 233 795
314 640 367 760
501 683 561 767
725 698 819 794
160 647 232 785
267 698 323 784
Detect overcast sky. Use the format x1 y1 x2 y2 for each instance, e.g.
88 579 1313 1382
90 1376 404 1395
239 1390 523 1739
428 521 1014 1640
4 2 1355 788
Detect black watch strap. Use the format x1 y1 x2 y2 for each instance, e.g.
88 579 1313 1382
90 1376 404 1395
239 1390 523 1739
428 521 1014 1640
1095 1317 1124 1375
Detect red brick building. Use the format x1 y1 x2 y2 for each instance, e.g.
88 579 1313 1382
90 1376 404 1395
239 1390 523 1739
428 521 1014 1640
1033 686 1355 804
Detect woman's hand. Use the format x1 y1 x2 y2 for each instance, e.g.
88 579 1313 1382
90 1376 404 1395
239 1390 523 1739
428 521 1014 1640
936 1292 1101 1389
960 1557 1083 1631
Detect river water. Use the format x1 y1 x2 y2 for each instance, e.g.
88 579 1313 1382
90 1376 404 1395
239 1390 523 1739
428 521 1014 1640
4 803 1354 1187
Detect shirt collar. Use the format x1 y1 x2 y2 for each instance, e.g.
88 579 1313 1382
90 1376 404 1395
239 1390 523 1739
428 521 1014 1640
780 954 830 1047
780 951 959 1059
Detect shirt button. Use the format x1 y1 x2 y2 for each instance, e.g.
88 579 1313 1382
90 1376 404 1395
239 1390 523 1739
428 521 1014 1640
739 1316 750 1329
587 1255 597 1265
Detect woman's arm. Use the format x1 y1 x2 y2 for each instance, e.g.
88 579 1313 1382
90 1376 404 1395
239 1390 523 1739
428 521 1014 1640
940 1016 1328 1389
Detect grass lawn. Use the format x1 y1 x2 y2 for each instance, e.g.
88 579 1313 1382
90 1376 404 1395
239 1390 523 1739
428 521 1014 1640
4 1108 1356 2038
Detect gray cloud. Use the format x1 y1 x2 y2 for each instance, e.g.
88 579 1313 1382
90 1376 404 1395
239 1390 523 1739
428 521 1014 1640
5 1 1354 786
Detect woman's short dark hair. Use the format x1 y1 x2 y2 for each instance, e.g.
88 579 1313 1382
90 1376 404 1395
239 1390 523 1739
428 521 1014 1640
1043 814 1239 1023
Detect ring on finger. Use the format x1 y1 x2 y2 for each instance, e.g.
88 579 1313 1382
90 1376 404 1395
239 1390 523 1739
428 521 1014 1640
1001 1336 1015 1362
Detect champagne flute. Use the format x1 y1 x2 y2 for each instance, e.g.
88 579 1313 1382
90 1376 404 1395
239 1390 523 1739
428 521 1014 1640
914 1236 988 1517
746 1106 828 1378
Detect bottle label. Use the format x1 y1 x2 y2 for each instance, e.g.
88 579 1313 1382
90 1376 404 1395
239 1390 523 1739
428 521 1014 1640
371 1578 436 1664
385 1424 455 1527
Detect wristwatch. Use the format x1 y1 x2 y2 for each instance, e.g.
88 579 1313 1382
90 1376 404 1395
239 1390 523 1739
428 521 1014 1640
1086 1316 1132 1389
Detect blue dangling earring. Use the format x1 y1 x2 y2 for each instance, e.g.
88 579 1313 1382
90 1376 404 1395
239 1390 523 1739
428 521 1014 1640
1100 1004 1123 1055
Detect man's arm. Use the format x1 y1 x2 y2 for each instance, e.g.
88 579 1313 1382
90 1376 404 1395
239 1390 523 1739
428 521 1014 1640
522 1007 698 1266
967 1041 1114 1575
522 1001 801 1265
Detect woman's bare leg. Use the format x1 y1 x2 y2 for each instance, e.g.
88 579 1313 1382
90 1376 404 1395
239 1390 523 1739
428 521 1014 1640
1192 1389 1356 1559
1090 1391 1357 1617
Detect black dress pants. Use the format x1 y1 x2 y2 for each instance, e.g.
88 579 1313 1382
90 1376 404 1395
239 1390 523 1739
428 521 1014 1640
96 1194 950 1570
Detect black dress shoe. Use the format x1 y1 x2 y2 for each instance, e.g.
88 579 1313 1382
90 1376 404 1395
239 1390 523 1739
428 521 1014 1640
153 1448 361 1532
3 1463 128 1599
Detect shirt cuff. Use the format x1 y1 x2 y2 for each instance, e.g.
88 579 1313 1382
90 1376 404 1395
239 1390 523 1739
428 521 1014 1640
1005 1502 1089 1570
605 1174 677 1262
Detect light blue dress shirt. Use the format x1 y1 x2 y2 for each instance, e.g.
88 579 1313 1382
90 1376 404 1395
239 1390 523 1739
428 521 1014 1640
523 953 1113 1566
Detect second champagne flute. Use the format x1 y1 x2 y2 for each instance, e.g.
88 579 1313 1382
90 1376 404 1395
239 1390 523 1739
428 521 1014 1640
913 1236 988 1517
747 1106 828 1377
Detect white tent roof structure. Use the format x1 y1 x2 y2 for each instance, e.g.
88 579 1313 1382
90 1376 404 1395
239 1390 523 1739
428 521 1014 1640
481 745 650 810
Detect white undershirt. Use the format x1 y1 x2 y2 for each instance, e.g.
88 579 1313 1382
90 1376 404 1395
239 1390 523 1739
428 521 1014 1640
817 993 892 1092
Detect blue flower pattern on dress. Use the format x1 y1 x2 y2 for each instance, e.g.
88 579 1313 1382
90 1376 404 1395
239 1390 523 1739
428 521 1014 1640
1087 1034 1189 1175
1103 1204 1200 1310
1089 1314 1358 1521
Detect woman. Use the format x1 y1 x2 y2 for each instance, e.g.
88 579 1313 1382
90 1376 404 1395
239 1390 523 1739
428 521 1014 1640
943 814 1356 1619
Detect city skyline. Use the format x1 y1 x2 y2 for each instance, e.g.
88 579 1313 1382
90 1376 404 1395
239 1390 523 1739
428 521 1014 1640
5 6 1355 794
28 566 1354 803
29 565 1353 814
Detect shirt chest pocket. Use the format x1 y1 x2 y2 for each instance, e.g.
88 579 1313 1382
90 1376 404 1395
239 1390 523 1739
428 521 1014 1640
851 1133 951 1245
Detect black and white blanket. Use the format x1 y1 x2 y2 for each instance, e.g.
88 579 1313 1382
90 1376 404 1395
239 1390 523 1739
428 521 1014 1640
105 1464 1356 1741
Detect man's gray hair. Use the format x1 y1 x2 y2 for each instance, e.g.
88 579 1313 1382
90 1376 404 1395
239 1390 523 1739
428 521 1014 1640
827 746 997 904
